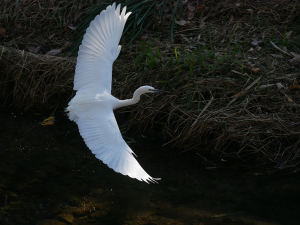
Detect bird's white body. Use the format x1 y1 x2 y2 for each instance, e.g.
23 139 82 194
67 3 162 183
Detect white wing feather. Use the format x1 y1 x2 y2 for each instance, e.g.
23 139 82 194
68 4 159 183
75 104 158 183
73 3 131 93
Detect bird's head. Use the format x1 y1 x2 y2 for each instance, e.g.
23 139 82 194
136 86 169 95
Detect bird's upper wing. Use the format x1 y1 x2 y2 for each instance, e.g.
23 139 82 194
75 105 159 183
73 3 131 93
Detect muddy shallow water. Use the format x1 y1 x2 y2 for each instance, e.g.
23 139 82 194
0 108 299 225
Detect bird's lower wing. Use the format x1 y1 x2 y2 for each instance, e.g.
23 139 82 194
76 108 159 183
74 3 131 93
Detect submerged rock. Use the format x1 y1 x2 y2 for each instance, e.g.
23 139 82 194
58 213 74 223
73 203 99 216
89 210 108 219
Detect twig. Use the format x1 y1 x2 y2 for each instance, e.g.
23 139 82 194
270 41 292 56
227 76 262 106
191 95 214 127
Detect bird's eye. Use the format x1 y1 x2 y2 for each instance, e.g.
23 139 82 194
149 89 152 91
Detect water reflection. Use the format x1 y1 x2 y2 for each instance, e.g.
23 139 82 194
0 109 299 225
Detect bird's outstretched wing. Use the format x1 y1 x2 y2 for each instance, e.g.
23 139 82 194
76 105 159 183
73 3 131 93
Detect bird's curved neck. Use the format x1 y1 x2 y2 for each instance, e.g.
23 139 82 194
114 91 141 109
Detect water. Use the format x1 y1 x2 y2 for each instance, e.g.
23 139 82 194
0 108 299 225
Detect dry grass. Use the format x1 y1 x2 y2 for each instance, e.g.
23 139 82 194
0 0 300 166
0 46 75 108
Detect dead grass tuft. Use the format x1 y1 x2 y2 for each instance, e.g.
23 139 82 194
0 45 75 108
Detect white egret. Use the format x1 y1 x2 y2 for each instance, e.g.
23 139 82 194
66 3 167 183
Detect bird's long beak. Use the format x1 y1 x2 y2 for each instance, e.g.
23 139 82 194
152 89 169 93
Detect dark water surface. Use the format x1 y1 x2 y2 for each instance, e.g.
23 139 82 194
0 108 299 225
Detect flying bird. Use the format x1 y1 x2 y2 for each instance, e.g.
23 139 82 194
66 3 167 183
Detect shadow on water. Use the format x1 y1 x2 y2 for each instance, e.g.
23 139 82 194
0 108 300 225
